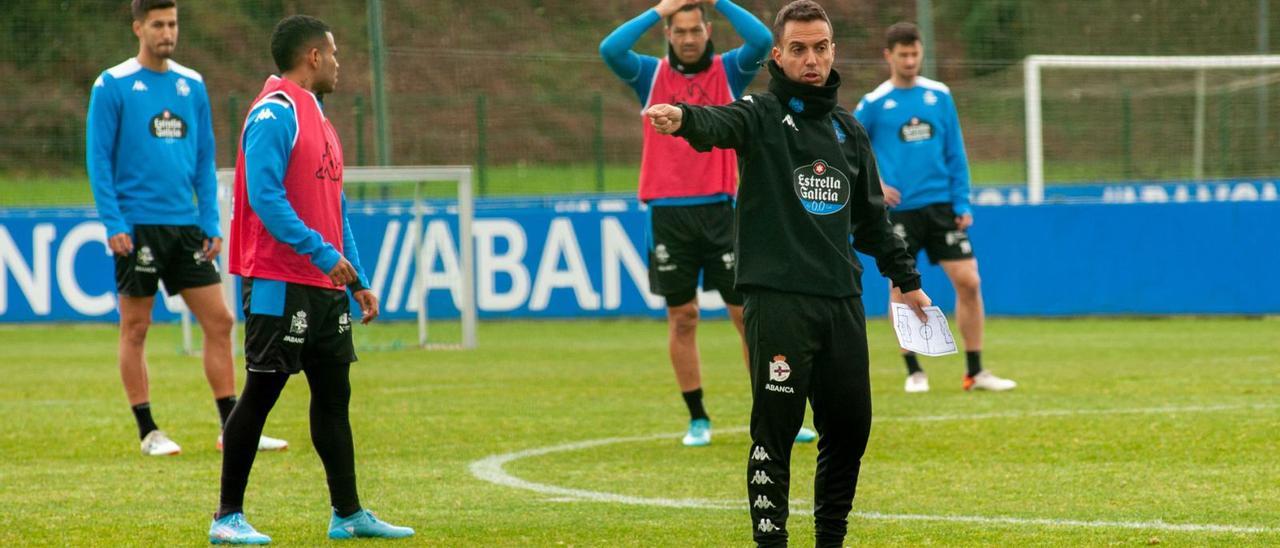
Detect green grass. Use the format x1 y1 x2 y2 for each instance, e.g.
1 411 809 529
1 162 1131 207
0 317 1277 546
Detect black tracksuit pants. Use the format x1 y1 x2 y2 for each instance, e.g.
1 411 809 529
744 288 873 548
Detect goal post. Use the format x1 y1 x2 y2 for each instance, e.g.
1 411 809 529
1024 54 1280 203
182 165 477 354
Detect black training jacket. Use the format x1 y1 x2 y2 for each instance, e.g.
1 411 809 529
673 61 921 299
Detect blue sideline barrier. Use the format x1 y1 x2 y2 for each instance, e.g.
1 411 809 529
1 195 1276 322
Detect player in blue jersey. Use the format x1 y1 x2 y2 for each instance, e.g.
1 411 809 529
86 0 287 456
854 22 1016 393
601 0 816 446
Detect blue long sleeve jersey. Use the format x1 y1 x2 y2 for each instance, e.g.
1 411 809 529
599 0 772 104
242 97 370 292
854 77 972 216
86 58 220 238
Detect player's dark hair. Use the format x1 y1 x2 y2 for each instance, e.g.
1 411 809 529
665 4 707 26
131 0 175 21
270 15 331 73
772 0 833 45
885 22 922 49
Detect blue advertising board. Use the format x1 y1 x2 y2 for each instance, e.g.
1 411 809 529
2 189 1277 323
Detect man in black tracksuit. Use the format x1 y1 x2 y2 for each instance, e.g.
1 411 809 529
645 1 933 545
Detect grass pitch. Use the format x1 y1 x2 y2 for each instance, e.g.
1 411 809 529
0 317 1276 546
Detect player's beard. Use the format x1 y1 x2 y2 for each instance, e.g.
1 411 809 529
149 42 175 60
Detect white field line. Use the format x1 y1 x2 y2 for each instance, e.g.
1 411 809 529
468 403 1279 534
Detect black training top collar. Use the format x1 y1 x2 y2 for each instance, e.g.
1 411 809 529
766 60 841 119
669 40 715 74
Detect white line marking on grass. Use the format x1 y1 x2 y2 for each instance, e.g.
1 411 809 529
469 403 1278 534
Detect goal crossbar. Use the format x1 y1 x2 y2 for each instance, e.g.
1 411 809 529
1024 54 1280 202
181 165 477 354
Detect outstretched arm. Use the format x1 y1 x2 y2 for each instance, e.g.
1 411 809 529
647 94 758 151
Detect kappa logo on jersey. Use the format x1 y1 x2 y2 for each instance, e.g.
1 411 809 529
254 108 277 123
667 81 713 105
132 80 148 92
150 110 188 139
788 97 806 113
314 140 343 184
899 117 934 143
753 495 777 509
768 355 791 382
175 77 191 97
750 470 774 485
781 114 798 132
757 518 778 533
338 312 352 334
924 90 938 106
893 223 908 241
751 446 770 462
883 98 897 110
792 160 851 215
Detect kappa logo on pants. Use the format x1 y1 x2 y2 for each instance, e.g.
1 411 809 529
753 495 776 509
750 470 774 485
751 446 770 462
757 518 779 533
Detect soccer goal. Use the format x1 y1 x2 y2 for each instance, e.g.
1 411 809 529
1024 54 1280 203
181 165 477 354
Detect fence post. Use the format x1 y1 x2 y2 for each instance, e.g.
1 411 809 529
368 0 392 165
354 95 367 167
1121 89 1132 179
354 95 366 200
476 94 488 196
226 95 239 161
593 93 605 193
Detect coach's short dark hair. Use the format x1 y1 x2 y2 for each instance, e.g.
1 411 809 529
772 0 832 45
665 4 707 26
271 15 331 73
131 0 175 21
886 22 922 49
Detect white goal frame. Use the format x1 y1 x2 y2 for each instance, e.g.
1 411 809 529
1024 54 1280 203
181 165 477 353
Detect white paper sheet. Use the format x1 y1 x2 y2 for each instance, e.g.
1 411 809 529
890 303 958 357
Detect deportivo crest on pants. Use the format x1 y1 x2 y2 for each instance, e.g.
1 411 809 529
769 355 791 382
290 310 308 335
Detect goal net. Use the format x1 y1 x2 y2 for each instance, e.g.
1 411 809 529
182 166 477 353
1024 54 1280 202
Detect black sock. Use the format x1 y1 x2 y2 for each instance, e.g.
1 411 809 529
966 351 983 377
903 353 923 375
216 396 237 428
132 403 159 440
681 388 709 421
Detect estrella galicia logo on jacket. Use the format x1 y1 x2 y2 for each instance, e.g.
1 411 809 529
766 354 794 393
315 141 342 183
150 110 187 139
792 160 850 216
899 117 934 143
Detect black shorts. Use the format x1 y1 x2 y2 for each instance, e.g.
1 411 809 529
888 203 975 265
241 279 357 375
647 201 743 307
114 225 221 297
